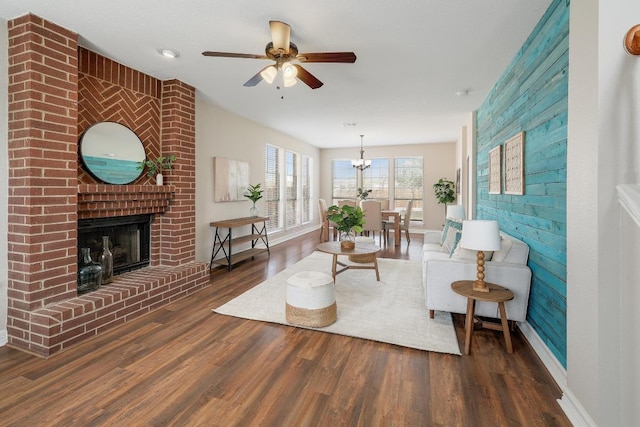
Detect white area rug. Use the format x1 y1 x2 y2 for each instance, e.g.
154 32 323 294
213 251 461 355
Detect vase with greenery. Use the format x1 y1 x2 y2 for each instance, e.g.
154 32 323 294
327 204 365 249
433 177 456 222
137 155 176 185
244 183 263 217
356 187 372 201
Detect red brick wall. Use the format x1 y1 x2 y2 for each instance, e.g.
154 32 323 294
6 14 208 357
77 47 161 185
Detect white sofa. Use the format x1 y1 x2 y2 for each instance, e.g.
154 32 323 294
422 221 532 322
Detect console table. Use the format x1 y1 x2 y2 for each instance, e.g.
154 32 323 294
209 216 270 271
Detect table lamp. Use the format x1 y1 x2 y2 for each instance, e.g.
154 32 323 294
459 220 502 292
446 204 466 220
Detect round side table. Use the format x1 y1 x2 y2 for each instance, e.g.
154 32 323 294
451 280 515 355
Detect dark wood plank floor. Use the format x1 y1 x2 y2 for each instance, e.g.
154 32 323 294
0 230 571 426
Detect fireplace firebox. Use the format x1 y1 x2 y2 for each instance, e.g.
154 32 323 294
78 215 152 281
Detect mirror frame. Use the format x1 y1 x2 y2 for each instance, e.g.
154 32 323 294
79 122 146 185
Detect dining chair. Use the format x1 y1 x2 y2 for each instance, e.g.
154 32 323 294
398 200 413 243
318 199 337 241
379 199 390 210
361 200 385 245
337 199 356 208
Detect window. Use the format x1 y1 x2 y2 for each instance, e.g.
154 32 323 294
394 157 423 220
332 160 357 203
301 155 312 223
362 158 389 201
265 144 281 230
285 150 299 228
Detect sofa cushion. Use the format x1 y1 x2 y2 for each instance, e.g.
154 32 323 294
491 236 513 262
440 217 462 245
452 244 494 261
441 227 460 254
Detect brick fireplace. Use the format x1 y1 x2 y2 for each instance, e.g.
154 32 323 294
6 14 209 357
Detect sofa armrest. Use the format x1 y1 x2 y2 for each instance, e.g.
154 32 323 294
423 258 532 322
423 229 442 244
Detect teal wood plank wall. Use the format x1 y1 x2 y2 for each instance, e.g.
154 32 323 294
475 0 568 367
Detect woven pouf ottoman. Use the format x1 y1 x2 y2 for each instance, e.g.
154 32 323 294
286 271 337 327
349 236 376 263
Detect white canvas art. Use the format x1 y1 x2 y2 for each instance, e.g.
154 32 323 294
214 157 250 202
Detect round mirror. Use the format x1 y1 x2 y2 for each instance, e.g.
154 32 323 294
80 122 146 184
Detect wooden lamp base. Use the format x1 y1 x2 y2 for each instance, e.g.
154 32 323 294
473 250 490 292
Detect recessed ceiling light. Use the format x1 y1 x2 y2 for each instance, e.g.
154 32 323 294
159 49 179 59
342 122 357 127
456 90 470 96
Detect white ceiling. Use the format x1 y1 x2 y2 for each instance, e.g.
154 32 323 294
0 0 552 148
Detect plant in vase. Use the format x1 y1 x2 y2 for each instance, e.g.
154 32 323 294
433 177 456 223
244 183 263 217
137 155 177 185
356 187 372 201
327 204 365 249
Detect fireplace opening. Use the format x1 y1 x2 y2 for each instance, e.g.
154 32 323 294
78 215 152 283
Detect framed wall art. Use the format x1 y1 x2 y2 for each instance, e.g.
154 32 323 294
214 157 250 202
488 145 502 194
504 131 525 195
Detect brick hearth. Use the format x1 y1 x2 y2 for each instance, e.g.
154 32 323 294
6 14 209 357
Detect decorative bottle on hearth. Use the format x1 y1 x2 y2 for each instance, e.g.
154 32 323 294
99 235 113 284
78 247 102 293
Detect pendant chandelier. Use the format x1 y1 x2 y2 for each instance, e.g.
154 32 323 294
351 135 371 171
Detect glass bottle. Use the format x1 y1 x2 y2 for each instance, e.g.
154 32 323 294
99 235 113 284
78 247 102 293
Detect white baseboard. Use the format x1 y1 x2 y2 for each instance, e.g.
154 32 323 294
0 328 7 347
518 321 596 427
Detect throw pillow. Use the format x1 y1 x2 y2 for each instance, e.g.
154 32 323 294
491 236 512 262
440 217 463 245
452 245 494 261
441 227 460 254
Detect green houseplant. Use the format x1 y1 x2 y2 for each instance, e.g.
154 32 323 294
327 204 365 249
356 187 372 201
244 183 264 217
137 155 176 185
433 177 456 222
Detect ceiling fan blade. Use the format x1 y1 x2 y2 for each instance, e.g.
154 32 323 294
294 65 324 89
269 21 291 54
243 68 266 87
297 52 357 63
202 51 269 60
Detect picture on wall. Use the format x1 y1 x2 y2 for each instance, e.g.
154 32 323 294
488 145 502 194
504 131 525 195
214 157 250 202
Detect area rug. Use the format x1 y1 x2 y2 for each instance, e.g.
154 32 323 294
213 251 461 355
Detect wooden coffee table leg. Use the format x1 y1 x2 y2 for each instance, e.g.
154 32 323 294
332 254 338 283
372 256 380 281
498 302 513 353
464 297 475 355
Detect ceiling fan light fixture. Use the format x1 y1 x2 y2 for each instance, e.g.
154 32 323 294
283 74 298 87
282 61 298 78
260 65 277 84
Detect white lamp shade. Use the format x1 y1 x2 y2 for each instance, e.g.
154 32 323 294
260 65 277 84
282 62 297 78
283 74 297 87
459 220 501 251
446 204 466 220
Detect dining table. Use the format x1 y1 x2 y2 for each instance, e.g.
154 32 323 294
322 209 401 246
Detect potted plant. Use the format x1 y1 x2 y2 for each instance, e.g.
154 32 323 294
137 155 176 185
356 187 372 201
244 183 263 217
327 204 365 249
433 177 456 222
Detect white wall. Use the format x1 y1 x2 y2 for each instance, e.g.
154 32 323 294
567 0 640 425
0 20 8 346
318 142 456 230
194 98 320 264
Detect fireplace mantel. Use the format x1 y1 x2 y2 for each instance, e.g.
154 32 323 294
78 184 175 219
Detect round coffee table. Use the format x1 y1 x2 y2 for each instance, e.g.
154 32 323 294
316 241 381 282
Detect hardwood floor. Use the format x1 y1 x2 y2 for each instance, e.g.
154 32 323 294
0 230 571 426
